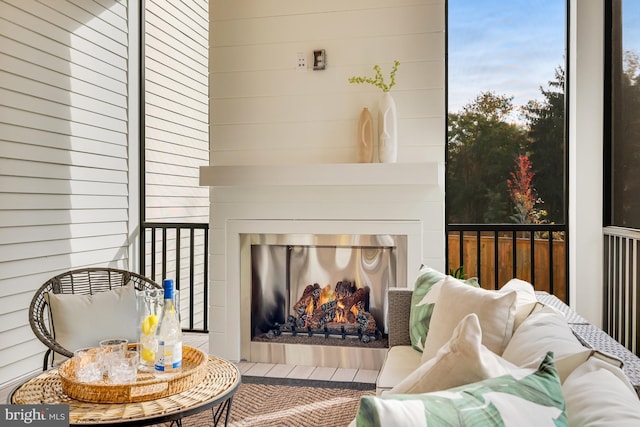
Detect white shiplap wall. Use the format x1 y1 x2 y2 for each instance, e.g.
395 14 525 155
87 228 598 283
144 0 209 223
143 1 209 329
0 0 131 385
210 0 445 165
207 1 446 361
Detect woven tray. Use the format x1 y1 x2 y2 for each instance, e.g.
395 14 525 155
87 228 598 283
11 356 240 425
59 345 207 403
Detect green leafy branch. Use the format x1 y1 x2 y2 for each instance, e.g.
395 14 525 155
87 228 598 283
449 265 467 279
348 60 400 92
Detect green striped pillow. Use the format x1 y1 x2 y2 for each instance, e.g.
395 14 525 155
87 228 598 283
408 265 479 352
355 352 566 427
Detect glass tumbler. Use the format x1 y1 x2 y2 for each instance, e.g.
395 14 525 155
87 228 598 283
99 338 128 374
106 349 139 384
73 347 104 383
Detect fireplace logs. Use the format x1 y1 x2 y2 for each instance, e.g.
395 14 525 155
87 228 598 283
277 280 380 342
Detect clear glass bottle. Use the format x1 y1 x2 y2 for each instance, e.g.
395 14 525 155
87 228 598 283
154 278 182 373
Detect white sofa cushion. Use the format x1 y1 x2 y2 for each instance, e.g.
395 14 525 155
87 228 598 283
46 283 139 361
390 313 528 395
353 352 566 427
421 276 517 362
563 357 640 426
376 345 422 394
498 278 538 330
502 305 588 382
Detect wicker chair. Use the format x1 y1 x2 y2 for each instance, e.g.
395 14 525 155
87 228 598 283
29 267 161 370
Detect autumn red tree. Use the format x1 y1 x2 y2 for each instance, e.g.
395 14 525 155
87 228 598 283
507 155 547 224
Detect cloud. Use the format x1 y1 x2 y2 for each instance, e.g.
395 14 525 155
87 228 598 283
448 0 565 113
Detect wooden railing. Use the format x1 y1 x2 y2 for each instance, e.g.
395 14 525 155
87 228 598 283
141 222 209 333
447 224 569 303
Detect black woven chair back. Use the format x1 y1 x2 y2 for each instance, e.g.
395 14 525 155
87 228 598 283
29 267 160 370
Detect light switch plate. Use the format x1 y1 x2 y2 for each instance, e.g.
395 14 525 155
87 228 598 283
313 49 326 70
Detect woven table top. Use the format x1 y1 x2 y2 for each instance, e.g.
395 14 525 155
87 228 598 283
11 356 240 425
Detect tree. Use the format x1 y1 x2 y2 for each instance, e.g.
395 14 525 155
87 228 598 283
612 50 640 227
507 154 547 224
447 92 528 223
521 67 565 223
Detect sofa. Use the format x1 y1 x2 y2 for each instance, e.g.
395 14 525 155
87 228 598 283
350 267 640 426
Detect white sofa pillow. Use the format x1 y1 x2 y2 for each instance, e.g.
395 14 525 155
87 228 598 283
391 313 528 394
563 357 640 426
421 276 517 362
46 283 139 360
501 305 588 381
498 278 538 330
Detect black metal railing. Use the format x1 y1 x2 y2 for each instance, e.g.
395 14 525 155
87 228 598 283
446 223 569 303
141 222 209 333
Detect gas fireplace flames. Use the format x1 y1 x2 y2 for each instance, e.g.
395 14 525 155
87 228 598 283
269 280 380 343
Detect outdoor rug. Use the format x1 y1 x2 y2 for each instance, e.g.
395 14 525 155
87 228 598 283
156 376 375 427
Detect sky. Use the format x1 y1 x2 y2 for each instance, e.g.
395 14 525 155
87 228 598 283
624 1 640 62
448 1 640 118
448 0 566 118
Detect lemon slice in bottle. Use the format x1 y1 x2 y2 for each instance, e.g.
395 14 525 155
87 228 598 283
141 347 155 362
141 314 159 335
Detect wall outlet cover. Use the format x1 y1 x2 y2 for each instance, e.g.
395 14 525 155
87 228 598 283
296 52 307 71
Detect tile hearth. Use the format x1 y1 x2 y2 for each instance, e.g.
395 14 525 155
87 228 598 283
237 361 379 384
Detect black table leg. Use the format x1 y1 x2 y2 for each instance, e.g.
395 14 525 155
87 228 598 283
212 396 233 426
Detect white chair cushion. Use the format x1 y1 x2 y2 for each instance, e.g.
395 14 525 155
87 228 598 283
46 283 139 362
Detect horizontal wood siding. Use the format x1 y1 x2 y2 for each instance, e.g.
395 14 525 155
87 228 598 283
144 0 209 224
210 0 444 165
0 0 130 386
143 0 209 329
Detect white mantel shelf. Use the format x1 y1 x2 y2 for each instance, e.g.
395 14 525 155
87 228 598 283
199 162 441 187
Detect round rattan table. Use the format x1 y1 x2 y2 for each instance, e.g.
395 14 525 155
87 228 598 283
9 355 240 427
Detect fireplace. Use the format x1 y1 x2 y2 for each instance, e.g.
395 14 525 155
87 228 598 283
200 162 444 370
249 234 407 346
240 232 407 369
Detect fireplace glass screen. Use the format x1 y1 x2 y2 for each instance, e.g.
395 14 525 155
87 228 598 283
249 234 405 343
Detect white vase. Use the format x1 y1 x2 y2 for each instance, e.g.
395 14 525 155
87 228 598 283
357 107 374 163
378 92 397 163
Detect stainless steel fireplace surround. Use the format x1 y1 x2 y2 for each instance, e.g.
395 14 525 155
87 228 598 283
239 233 407 369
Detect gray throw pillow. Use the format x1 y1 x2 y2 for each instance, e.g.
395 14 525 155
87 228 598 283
45 283 139 363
